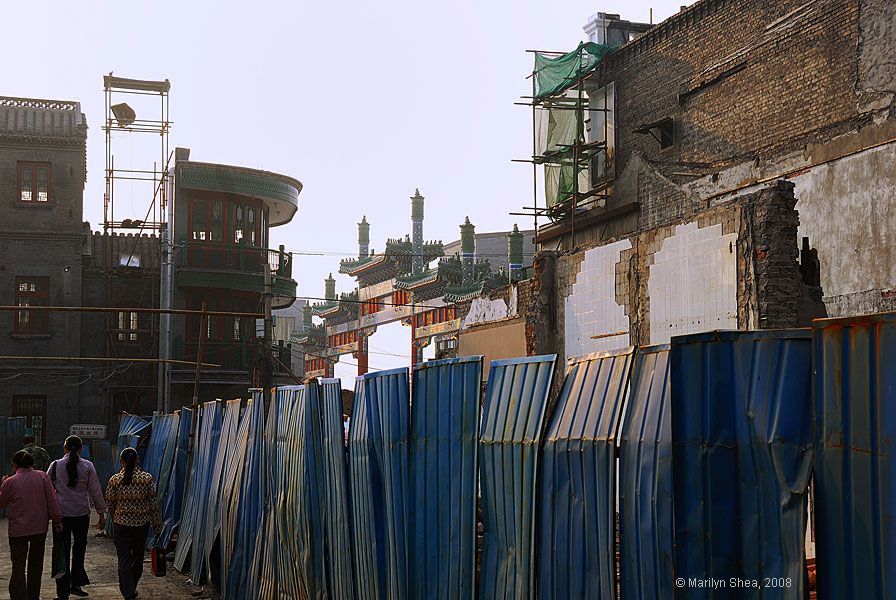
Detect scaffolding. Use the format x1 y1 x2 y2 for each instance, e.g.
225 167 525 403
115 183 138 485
513 43 615 247
101 74 172 417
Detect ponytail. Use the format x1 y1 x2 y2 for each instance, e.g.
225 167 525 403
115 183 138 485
64 435 83 488
121 447 138 485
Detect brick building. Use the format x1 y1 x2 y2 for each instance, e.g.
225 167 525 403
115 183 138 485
0 98 302 442
0 97 92 443
522 0 895 367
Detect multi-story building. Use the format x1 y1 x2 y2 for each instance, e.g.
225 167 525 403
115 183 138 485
158 148 301 409
0 97 301 442
0 96 90 443
523 0 895 366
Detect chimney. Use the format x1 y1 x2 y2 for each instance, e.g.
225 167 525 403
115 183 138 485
411 189 424 274
358 216 370 258
508 224 524 281
460 216 475 286
325 273 336 300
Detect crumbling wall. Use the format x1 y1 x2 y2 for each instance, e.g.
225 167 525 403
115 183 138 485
551 181 810 365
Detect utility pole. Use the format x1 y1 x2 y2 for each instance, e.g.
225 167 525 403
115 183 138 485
192 302 207 406
262 264 273 408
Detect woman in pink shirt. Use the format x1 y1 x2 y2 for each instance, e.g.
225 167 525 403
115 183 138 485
0 449 62 600
48 435 108 600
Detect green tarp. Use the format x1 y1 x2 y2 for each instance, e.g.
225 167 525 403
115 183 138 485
534 42 611 100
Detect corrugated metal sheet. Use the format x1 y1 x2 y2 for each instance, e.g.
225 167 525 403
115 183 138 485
349 368 411 600
368 368 410 600
205 398 242 587
224 391 266 599
117 413 149 452
538 348 634 600
253 388 286 599
671 330 813 599
479 354 557 600
159 407 192 547
409 356 483 600
320 378 355 599
349 376 382 600
174 401 222 576
144 413 180 505
619 345 673 600
812 312 896 600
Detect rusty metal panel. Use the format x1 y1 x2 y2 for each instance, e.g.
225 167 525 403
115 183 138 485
619 345 673 600
813 312 896 600
349 368 411 600
671 330 813 599
409 356 483 600
479 354 557 600
538 348 634 600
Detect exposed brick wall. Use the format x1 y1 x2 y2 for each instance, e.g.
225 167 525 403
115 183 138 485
602 0 862 185
745 180 803 328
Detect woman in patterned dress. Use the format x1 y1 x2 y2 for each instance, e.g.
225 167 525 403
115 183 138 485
105 448 162 600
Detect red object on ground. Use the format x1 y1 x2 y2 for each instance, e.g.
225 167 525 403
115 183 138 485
151 547 167 577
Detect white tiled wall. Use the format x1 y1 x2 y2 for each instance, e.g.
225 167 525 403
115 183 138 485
648 222 738 344
564 239 632 359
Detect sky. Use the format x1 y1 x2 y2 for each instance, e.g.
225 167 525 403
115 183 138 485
4 0 682 382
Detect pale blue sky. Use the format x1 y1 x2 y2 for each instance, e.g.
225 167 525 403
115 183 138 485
5 0 681 379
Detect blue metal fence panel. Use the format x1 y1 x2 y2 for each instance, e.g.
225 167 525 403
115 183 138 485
320 378 355 599
116 413 149 453
144 413 180 504
275 386 304 597
409 356 483 600
252 387 286 600
205 398 242 587
671 330 813 599
368 367 410 600
349 376 383 600
538 348 634 600
89 440 114 494
174 401 221 575
813 312 896 600
224 391 266 600
619 345 673 600
160 407 192 547
349 368 411 600
479 354 557 600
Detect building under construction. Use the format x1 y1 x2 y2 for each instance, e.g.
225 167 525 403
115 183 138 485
0 77 302 443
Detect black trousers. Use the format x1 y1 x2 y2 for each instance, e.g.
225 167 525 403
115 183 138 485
113 523 149 600
54 514 91 599
8 532 46 600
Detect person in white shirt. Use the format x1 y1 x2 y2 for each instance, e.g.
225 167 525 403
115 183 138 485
47 436 107 600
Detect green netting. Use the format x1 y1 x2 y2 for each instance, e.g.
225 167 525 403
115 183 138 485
534 42 611 100
545 163 589 209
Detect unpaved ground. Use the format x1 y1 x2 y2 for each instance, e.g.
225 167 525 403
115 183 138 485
0 514 212 600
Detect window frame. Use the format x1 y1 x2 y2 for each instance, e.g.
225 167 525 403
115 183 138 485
17 162 52 203
117 310 139 342
12 395 47 445
14 276 50 334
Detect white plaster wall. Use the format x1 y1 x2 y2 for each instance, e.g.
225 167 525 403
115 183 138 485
462 297 509 328
564 239 632 358
793 143 896 303
648 222 738 344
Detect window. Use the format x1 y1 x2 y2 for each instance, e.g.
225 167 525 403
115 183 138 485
588 82 615 184
17 162 51 202
191 199 208 241
15 277 49 334
117 311 138 341
13 396 46 445
232 202 244 243
119 253 141 267
210 199 224 242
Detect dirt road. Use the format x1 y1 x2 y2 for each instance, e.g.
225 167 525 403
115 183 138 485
0 514 211 600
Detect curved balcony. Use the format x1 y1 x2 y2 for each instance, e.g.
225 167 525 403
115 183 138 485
176 242 297 308
177 161 301 226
